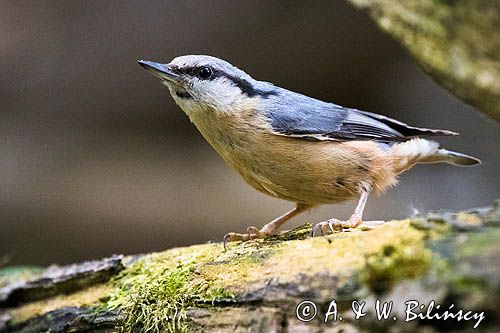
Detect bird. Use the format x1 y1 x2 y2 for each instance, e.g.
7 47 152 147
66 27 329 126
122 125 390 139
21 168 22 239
138 55 480 248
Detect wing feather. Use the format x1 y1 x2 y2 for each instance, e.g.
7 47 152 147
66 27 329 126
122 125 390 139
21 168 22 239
265 90 457 142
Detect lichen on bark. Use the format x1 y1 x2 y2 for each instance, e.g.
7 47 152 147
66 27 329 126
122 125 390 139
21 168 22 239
1 202 499 332
346 0 500 120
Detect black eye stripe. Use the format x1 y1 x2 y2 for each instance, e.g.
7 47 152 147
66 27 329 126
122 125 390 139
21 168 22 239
170 66 195 76
174 66 219 79
174 65 278 98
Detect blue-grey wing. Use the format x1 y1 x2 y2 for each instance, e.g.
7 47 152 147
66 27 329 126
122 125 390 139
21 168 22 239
264 90 457 142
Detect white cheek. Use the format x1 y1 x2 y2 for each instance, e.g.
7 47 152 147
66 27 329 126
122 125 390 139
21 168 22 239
166 78 249 117
194 79 242 111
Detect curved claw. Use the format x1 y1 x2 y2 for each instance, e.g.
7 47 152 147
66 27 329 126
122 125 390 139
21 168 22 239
223 232 249 250
223 233 231 250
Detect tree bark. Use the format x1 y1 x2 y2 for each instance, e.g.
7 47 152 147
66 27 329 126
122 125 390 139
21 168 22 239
1 202 499 332
346 0 500 121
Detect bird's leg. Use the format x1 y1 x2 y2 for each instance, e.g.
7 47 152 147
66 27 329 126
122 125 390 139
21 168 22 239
223 204 308 249
312 190 370 236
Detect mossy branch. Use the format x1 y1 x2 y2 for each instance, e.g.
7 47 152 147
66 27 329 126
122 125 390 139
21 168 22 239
346 0 500 121
1 202 499 332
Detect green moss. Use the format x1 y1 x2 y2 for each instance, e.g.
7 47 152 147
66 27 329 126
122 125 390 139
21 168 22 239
444 227 500 294
12 213 498 331
459 227 500 257
271 223 312 242
410 217 499 296
436 0 460 6
449 275 486 294
429 254 487 295
105 247 235 332
4 204 499 332
409 216 452 237
101 225 316 332
104 221 430 331
361 230 431 294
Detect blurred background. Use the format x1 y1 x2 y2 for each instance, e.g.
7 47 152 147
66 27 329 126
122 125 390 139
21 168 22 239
1 1 498 266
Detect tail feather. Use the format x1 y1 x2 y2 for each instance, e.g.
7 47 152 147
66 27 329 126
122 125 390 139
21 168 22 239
391 138 480 173
421 149 481 166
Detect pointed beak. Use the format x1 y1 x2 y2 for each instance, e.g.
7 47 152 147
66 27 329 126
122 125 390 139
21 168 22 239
138 60 179 82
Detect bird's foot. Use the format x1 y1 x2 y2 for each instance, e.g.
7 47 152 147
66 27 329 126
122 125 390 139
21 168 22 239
312 215 362 237
223 226 281 249
312 217 385 237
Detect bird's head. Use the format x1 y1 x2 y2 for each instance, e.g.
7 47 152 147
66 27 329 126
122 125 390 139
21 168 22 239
138 55 275 116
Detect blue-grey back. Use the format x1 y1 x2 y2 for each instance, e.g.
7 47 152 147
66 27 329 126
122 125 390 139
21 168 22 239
259 84 456 142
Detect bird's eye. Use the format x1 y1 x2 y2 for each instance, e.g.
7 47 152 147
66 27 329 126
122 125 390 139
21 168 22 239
198 66 212 80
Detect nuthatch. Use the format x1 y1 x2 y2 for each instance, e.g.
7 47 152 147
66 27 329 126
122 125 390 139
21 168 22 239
138 55 480 247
